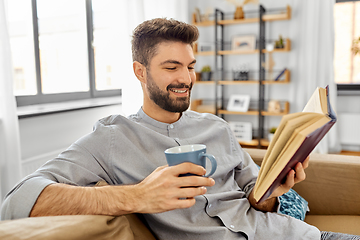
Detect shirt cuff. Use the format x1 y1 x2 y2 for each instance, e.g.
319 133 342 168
1 177 56 220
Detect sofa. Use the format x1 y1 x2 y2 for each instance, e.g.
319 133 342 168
1 148 359 239
246 148 360 236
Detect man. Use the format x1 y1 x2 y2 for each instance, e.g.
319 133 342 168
1 18 321 239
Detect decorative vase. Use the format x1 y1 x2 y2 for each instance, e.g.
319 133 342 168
201 72 212 81
234 6 244 20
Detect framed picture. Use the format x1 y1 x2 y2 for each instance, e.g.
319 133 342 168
228 122 252 142
227 95 250 112
231 35 256 51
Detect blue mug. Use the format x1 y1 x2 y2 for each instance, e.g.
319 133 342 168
164 144 217 177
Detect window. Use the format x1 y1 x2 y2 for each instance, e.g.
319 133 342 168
7 0 121 106
92 0 123 91
334 0 360 92
7 0 37 96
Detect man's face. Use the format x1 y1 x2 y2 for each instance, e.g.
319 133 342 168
144 41 196 113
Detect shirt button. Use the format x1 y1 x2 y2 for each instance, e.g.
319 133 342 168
208 204 212 208
169 124 174 129
230 225 235 229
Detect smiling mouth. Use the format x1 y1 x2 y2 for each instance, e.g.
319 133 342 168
170 89 187 93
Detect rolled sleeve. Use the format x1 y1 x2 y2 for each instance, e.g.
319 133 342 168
1 177 55 220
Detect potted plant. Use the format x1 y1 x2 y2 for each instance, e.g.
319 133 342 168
268 127 277 142
275 35 284 49
201 65 212 81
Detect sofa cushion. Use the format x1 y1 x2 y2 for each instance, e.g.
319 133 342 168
0 214 157 240
305 215 360 236
279 188 308 221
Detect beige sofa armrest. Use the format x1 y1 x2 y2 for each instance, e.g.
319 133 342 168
244 148 360 216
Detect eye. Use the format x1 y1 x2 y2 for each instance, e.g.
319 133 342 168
166 67 176 70
188 66 195 70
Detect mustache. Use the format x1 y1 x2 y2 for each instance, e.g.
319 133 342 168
166 82 193 91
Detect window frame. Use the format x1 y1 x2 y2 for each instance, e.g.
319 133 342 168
15 0 121 107
335 0 360 95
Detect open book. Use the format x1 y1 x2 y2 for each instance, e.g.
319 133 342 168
253 86 337 204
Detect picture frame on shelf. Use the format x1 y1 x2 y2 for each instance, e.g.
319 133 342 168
227 95 250 112
268 100 281 113
231 35 256 51
228 121 252 142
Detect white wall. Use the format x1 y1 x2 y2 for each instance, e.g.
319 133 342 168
19 104 122 176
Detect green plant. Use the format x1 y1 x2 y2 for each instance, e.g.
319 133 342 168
275 35 284 49
351 36 360 55
269 127 277 134
201 65 211 72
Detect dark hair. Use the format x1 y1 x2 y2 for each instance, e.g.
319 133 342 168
131 18 199 67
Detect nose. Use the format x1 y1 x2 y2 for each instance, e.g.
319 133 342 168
178 67 194 86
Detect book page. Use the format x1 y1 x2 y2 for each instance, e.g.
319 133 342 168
256 112 319 186
319 87 328 114
254 115 331 201
302 87 323 114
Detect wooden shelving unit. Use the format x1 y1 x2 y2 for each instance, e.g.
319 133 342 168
193 6 291 26
192 5 292 148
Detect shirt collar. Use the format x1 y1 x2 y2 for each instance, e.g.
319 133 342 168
136 107 185 130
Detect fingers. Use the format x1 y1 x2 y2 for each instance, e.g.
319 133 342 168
169 162 207 176
293 162 306 184
302 156 310 169
135 163 215 214
269 158 309 199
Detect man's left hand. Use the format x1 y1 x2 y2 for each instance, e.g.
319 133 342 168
269 156 310 199
248 156 310 212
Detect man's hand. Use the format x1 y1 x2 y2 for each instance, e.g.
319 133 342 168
269 156 309 199
249 156 310 212
131 162 215 214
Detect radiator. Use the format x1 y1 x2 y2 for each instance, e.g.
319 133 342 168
338 113 360 145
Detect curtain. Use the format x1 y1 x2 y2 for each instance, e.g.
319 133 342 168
0 0 22 208
288 0 341 153
122 0 189 116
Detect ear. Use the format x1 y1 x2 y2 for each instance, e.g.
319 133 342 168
133 61 147 84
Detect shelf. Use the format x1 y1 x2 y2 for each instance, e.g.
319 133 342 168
218 5 291 25
218 80 259 85
194 51 215 56
218 110 259 115
239 139 269 147
218 101 290 116
218 49 259 55
218 39 291 55
218 69 291 84
195 80 216 84
190 100 216 114
193 20 215 27
218 18 259 25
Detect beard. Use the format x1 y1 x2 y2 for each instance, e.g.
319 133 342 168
146 71 192 113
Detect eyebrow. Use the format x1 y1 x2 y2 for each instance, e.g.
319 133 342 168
160 59 197 66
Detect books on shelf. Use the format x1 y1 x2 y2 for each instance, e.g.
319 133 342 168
253 86 337 204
